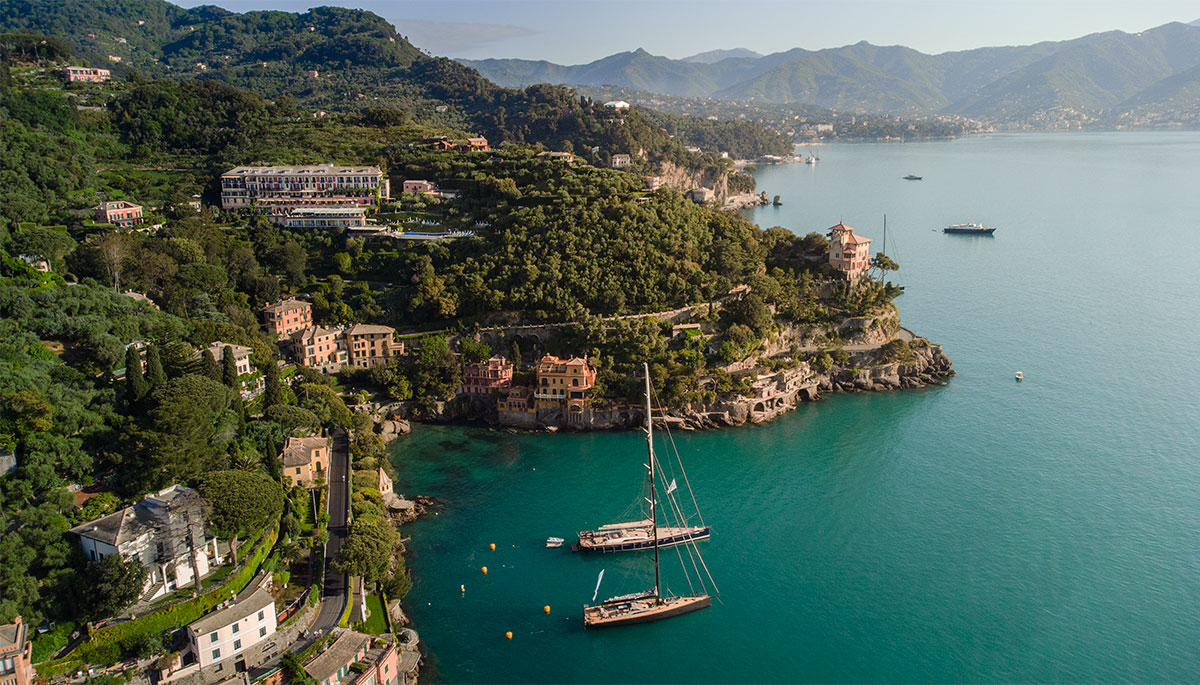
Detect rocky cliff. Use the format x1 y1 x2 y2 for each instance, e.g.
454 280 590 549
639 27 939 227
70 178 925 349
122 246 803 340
657 160 728 202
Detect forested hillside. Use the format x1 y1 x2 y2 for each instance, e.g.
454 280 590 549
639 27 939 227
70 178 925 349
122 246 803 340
0 0 793 157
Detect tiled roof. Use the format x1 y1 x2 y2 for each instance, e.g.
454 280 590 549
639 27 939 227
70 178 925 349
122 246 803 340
0 619 27 653
188 587 274 636
345 323 395 336
263 298 309 314
224 165 382 176
282 436 327 467
304 630 372 684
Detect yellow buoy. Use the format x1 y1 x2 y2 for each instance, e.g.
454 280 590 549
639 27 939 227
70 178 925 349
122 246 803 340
481 566 488 575
460 585 465 593
505 631 513 640
489 543 496 551
543 605 551 614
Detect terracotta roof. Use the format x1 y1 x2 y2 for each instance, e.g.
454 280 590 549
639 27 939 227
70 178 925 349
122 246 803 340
539 354 588 366
842 232 872 245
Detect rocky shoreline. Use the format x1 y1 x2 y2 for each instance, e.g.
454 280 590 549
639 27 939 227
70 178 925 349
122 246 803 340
359 331 953 435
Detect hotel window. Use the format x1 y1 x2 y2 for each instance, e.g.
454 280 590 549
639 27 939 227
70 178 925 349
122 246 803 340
212 649 221 661
260 627 267 637
210 632 219 643
233 639 241 651
231 623 239 634
258 610 265 621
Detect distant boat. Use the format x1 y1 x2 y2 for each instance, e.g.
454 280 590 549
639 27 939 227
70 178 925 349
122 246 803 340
772 195 782 206
805 146 819 164
546 537 565 548
902 174 922 180
943 222 996 235
1015 372 1024 382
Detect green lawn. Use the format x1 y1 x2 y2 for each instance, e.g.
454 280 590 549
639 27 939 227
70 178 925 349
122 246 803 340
357 594 389 635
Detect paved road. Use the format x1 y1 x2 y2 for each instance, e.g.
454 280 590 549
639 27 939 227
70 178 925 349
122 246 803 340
246 429 351 680
314 427 351 632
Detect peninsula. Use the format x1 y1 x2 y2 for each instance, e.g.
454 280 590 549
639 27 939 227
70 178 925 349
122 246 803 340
0 3 948 685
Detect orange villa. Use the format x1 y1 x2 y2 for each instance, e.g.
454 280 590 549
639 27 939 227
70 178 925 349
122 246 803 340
827 222 873 280
535 355 597 413
344 324 404 369
291 326 347 371
262 298 313 338
291 324 403 371
281 436 329 488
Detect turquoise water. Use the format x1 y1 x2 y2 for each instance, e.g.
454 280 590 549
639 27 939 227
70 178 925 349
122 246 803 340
392 133 1200 683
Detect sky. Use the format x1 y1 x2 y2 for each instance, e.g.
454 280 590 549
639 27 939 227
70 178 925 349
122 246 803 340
174 0 1200 64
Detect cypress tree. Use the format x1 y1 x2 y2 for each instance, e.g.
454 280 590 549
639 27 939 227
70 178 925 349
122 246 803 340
222 345 238 389
145 344 166 388
124 346 149 405
265 435 281 482
263 361 283 410
201 349 221 382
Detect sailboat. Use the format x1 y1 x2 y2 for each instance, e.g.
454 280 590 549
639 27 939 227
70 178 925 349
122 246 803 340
582 364 716 628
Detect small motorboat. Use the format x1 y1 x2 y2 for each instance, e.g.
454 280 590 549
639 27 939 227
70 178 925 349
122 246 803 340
902 174 922 180
1015 372 1024 382
546 537 565 548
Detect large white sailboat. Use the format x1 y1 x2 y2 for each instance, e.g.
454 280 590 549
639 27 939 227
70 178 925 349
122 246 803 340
582 364 717 628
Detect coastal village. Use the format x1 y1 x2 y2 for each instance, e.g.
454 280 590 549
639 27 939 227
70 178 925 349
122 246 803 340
0 46 954 685
1 156 951 685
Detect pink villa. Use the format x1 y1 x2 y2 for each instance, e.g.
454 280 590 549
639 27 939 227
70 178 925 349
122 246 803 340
303 631 402 685
262 298 313 338
462 356 514 395
63 66 111 82
465 137 489 152
827 222 873 280
0 615 34 685
402 180 437 195
95 201 144 227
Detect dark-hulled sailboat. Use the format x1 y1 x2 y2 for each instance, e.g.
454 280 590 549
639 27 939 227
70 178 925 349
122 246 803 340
582 364 716 628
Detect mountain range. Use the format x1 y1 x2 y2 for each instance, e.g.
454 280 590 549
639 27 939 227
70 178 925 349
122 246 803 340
462 22 1200 126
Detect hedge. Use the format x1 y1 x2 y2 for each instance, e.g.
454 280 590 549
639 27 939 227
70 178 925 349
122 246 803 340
61 525 280 668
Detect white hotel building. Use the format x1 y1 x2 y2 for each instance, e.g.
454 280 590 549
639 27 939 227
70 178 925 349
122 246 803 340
220 164 390 211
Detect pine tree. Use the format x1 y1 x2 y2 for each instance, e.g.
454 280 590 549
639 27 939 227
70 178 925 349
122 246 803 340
125 346 149 405
263 361 283 410
145 344 167 388
201 349 221 382
222 345 238 389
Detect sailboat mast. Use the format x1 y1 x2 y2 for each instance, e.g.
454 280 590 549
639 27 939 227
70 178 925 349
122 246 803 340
644 362 660 604
883 214 887 256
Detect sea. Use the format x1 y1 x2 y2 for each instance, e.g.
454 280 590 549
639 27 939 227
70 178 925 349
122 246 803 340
390 132 1200 683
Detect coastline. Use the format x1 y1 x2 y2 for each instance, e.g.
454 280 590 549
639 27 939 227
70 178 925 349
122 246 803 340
367 329 953 436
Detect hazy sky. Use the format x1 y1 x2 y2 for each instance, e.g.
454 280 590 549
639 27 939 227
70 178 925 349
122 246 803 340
175 1 1200 63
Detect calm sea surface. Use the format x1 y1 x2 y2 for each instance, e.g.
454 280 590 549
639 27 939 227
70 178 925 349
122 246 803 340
392 133 1200 683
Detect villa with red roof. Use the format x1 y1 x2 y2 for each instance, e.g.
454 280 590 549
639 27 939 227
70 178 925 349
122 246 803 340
827 222 873 280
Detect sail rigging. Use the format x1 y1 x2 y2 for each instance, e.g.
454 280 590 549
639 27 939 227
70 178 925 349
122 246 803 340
582 363 717 628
